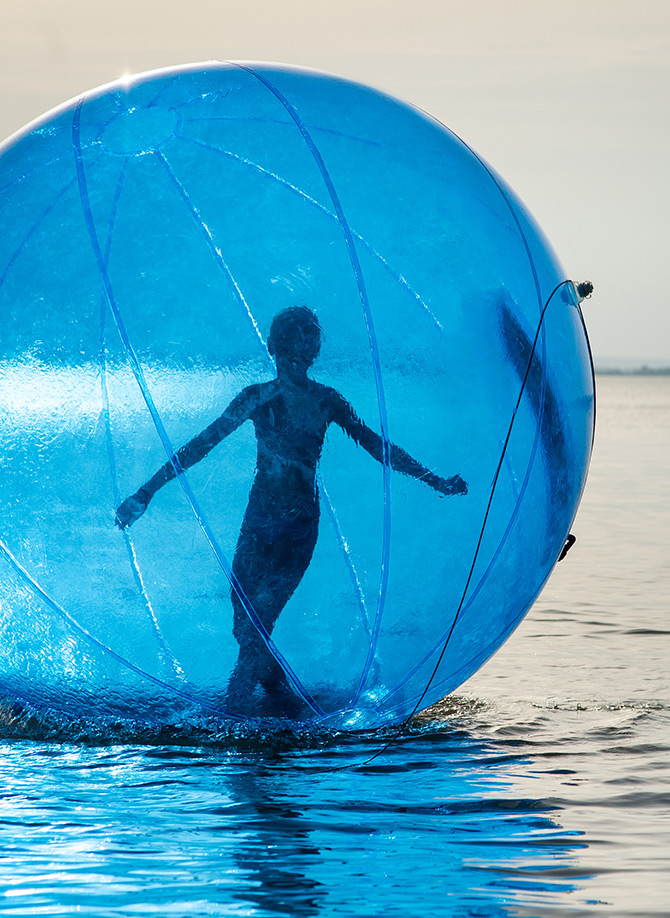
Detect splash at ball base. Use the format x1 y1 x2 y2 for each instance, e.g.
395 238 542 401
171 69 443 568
0 62 595 729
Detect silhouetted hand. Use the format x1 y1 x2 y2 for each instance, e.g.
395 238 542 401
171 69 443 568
433 473 467 497
115 491 149 529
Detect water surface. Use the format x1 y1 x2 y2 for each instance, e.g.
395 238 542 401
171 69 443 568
0 375 667 917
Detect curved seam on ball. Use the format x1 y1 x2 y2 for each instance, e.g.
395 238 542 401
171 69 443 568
157 138 375 702
97 157 185 681
375 302 551 709
177 134 444 333
233 63 393 707
73 98 325 719
0 538 242 720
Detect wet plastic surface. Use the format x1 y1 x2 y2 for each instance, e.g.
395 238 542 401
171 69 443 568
0 62 594 726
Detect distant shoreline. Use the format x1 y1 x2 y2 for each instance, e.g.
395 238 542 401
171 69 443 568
595 367 670 376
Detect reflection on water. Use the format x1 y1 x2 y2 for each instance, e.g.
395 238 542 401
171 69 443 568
0 704 587 918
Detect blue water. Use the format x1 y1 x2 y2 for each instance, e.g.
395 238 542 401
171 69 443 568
0 375 667 916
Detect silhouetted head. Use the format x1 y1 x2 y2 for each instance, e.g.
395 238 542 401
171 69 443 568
268 307 322 379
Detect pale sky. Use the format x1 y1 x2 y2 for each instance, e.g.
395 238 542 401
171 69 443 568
2 0 668 363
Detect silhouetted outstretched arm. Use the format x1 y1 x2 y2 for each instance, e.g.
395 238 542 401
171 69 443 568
328 390 467 496
115 387 258 529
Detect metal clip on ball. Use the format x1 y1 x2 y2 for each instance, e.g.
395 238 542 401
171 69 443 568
574 280 594 303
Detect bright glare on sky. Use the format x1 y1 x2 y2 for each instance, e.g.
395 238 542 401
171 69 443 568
1 0 668 364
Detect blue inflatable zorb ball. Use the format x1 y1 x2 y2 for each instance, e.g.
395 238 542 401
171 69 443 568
0 62 594 727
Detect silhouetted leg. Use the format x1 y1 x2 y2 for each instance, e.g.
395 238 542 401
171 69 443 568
225 517 319 716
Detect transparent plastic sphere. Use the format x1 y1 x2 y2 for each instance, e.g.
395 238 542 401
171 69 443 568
0 63 594 728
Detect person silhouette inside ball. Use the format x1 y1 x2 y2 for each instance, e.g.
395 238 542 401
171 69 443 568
116 306 467 716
